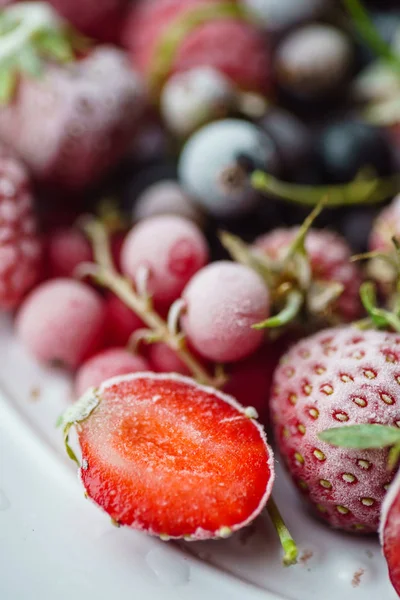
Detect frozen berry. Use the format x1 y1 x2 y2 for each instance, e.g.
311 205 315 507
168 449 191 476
123 0 272 95
45 227 92 279
179 119 279 217
121 215 209 305
0 149 42 309
75 347 149 397
241 0 332 34
160 67 235 137
182 261 270 363
16 279 106 369
275 24 353 99
147 342 190 376
104 295 143 347
317 119 394 184
133 180 203 225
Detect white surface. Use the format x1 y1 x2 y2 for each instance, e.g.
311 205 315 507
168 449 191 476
0 314 397 600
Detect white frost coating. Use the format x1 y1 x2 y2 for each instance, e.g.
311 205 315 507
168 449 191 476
60 387 100 428
0 2 63 63
380 468 400 545
95 371 275 540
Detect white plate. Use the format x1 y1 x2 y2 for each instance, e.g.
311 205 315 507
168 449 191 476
0 313 397 600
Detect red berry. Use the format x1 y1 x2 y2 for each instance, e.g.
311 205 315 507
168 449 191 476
75 347 149 397
16 279 106 369
381 469 400 597
0 151 41 309
45 227 92 279
47 0 128 43
147 342 190 375
182 261 270 363
123 0 271 94
104 295 144 347
121 215 209 305
271 326 400 533
255 228 362 322
369 194 400 255
75 373 274 538
0 47 146 190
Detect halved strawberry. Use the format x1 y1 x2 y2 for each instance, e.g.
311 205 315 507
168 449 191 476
61 373 274 540
381 469 400 597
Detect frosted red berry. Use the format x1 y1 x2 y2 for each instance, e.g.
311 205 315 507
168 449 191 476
75 347 149 397
0 151 41 310
380 469 400 597
182 261 270 362
104 295 144 347
45 227 92 279
121 215 209 305
16 279 106 369
271 326 400 533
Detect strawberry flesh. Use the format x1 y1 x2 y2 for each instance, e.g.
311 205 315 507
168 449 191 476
78 373 273 539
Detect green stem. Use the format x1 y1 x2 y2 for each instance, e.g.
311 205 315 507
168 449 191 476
342 0 400 75
251 170 399 207
253 290 303 330
267 497 298 566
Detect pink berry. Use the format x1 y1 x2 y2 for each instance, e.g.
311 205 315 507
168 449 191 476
182 261 270 363
133 180 203 225
121 215 209 305
369 194 400 254
75 347 149 397
147 342 190 376
104 295 143 346
16 279 106 369
45 227 92 279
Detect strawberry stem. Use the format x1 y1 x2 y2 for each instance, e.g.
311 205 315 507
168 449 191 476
80 219 219 388
253 289 303 330
251 170 399 207
267 497 298 566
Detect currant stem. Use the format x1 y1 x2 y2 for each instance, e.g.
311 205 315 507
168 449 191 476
267 497 298 566
83 220 217 388
251 170 399 207
253 290 303 330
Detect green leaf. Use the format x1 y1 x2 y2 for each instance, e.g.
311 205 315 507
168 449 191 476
253 290 303 330
0 68 17 104
17 45 43 77
388 444 400 470
319 424 400 449
34 30 73 63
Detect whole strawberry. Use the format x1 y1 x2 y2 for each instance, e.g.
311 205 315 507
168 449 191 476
381 469 400 597
0 148 41 309
122 0 271 95
271 326 400 533
0 4 146 190
255 228 362 323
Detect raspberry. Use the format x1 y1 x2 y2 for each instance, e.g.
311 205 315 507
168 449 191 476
0 150 41 309
16 279 107 369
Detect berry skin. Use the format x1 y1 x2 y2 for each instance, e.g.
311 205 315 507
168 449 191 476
147 342 190 376
255 228 362 322
122 0 271 94
0 150 41 310
369 194 400 254
241 0 331 34
271 326 400 533
160 67 235 138
179 119 279 218
317 119 394 184
121 215 209 305
182 261 270 363
132 180 203 226
275 24 353 99
45 227 92 279
104 295 144 347
16 279 106 369
0 47 146 190
72 372 274 538
46 0 128 43
380 469 400 597
75 348 149 397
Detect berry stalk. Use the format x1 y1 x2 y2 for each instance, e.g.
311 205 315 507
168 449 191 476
251 170 399 207
267 497 298 566
79 219 218 388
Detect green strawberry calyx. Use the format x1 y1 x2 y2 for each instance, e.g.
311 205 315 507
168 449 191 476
0 1 89 104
